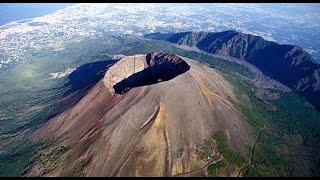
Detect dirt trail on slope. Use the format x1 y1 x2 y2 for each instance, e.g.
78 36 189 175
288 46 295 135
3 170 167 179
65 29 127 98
237 124 267 177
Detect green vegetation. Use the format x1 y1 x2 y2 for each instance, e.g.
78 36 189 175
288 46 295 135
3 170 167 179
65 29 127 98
270 90 320 137
174 146 184 158
220 71 295 176
0 34 120 176
35 144 70 177
217 58 320 176
0 108 55 176
0 138 36 176
46 146 70 162
212 131 245 167
207 161 226 177
1 34 320 176
196 138 215 161
111 37 320 176
246 131 292 177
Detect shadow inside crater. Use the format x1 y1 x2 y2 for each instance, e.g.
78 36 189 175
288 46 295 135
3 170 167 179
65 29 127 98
113 58 190 94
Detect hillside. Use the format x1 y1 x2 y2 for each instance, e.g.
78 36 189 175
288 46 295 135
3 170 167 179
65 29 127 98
25 52 252 176
144 31 320 112
1 34 320 177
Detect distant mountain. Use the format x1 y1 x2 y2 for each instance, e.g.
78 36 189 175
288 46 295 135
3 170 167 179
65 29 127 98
145 31 320 111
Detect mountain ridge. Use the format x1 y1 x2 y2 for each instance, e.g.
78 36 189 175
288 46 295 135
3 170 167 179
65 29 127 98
144 31 320 111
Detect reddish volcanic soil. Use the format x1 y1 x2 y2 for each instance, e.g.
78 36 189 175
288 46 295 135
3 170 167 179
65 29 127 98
26 52 252 177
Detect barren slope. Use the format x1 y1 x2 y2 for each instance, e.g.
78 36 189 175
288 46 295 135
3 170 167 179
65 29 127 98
26 52 252 177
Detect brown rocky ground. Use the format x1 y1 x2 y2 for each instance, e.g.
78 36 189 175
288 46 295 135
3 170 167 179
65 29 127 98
26 52 252 177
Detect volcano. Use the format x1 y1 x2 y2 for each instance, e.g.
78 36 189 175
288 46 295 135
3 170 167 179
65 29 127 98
26 52 252 177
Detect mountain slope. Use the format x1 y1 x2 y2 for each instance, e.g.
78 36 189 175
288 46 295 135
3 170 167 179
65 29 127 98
25 52 252 177
144 31 320 112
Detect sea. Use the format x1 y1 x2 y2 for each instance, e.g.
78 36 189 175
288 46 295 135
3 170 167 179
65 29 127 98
0 3 74 26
